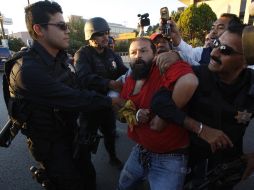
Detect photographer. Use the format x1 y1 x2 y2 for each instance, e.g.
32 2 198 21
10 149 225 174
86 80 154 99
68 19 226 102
166 13 241 65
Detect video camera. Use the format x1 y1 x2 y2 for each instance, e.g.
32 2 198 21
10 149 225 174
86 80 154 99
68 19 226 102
137 13 150 27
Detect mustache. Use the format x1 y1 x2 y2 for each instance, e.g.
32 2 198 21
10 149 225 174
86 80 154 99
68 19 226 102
210 55 222 65
133 58 146 65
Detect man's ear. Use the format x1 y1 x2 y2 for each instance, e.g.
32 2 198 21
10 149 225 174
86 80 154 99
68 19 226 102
89 39 98 47
33 24 44 38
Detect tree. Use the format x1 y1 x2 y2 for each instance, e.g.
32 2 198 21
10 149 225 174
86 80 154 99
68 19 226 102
67 16 85 55
170 10 183 23
8 37 25 52
198 3 217 39
177 3 217 46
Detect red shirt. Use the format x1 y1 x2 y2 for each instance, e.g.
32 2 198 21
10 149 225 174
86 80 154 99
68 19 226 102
120 60 193 153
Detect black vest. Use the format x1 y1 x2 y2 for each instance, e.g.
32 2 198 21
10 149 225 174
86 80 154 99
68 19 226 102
80 46 127 80
9 49 78 141
199 47 213 65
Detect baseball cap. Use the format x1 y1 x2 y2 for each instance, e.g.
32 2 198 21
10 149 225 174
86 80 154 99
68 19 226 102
150 33 163 41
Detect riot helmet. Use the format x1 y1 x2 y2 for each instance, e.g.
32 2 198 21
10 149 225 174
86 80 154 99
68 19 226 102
84 17 110 40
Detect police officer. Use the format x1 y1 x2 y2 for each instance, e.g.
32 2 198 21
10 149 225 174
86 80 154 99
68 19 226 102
74 17 128 170
152 23 254 189
8 1 124 190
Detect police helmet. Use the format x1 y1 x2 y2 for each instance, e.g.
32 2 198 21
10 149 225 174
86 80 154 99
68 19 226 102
84 17 110 40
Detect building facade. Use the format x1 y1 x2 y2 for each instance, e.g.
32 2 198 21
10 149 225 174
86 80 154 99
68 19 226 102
10 15 136 46
70 15 135 39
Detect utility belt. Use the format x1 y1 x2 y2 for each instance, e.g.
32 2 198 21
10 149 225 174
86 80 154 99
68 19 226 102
73 132 103 160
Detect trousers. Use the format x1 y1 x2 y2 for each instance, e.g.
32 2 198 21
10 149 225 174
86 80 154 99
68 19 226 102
117 144 188 190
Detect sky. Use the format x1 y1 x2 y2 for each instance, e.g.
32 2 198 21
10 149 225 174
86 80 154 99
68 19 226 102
1 0 185 34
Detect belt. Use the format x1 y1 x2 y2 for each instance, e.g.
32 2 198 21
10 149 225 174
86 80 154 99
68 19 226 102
137 145 189 156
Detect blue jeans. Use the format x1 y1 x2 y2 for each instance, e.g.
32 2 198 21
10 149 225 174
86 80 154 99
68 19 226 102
117 145 188 190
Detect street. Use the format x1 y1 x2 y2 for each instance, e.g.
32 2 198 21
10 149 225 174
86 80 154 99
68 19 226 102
0 72 138 190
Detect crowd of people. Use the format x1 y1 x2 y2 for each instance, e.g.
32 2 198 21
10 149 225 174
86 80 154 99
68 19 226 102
2 0 254 190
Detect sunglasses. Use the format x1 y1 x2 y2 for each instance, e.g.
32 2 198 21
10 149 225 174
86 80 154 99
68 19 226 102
39 22 69 31
93 31 110 37
213 39 243 56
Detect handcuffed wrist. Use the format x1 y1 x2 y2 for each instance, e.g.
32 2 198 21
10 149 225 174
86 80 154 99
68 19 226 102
136 109 141 122
197 122 203 137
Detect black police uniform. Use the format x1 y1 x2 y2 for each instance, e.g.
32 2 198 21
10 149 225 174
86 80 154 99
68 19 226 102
74 45 128 162
151 65 254 189
187 65 254 189
9 41 112 190
189 65 254 163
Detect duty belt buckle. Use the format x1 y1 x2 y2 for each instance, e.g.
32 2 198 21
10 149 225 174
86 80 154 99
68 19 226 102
139 148 151 169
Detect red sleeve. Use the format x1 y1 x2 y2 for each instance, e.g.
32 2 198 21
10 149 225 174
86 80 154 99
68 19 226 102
161 60 193 89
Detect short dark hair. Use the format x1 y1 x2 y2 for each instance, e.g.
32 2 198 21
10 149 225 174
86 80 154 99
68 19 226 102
25 0 62 39
220 13 242 26
131 37 157 55
227 23 247 37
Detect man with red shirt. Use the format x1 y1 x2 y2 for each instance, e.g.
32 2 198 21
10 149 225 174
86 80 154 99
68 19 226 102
117 37 198 190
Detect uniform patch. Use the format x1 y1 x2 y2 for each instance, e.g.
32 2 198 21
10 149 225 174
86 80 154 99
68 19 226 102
234 110 252 124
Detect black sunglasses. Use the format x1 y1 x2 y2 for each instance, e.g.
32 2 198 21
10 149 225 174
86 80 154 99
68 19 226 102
39 22 69 31
213 39 243 56
93 31 110 37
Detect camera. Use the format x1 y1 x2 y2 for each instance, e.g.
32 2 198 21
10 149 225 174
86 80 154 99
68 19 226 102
138 13 150 27
160 7 171 36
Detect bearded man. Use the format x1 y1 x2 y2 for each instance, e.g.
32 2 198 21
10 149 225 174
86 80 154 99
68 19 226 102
117 37 198 190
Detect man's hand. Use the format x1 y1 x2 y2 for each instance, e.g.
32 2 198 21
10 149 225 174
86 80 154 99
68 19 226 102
199 125 234 153
111 97 126 111
156 51 181 74
150 115 167 132
242 153 254 180
159 19 181 46
109 80 122 92
167 19 181 46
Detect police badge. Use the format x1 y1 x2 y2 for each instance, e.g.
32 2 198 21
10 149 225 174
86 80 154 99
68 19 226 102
234 110 252 124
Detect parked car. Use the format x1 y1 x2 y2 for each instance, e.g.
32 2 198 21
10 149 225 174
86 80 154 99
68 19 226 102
0 46 12 72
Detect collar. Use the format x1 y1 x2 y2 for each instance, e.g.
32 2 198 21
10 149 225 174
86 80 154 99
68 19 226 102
32 41 68 66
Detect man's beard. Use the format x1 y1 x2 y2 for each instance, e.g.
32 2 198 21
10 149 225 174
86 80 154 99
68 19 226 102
130 58 153 80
